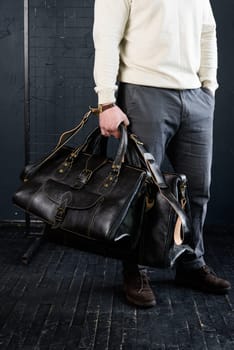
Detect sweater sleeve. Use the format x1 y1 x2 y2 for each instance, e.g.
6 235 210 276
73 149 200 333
198 0 219 93
93 0 131 104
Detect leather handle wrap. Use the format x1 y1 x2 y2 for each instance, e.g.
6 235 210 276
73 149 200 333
112 124 128 171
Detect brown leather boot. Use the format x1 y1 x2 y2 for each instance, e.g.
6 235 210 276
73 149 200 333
175 265 231 294
123 269 156 307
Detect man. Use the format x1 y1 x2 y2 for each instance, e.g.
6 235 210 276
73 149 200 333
92 0 231 307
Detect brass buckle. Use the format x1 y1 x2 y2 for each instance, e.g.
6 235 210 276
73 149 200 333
130 133 144 145
80 169 93 183
89 105 100 116
55 207 66 223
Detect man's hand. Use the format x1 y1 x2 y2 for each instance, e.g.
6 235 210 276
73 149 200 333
99 105 130 138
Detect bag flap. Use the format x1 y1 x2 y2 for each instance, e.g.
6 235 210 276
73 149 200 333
44 179 102 209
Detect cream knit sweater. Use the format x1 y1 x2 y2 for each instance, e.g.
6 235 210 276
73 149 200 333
93 0 218 104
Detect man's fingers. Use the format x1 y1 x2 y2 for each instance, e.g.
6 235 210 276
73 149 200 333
112 130 121 139
100 128 110 137
99 105 129 138
123 115 130 126
100 126 120 139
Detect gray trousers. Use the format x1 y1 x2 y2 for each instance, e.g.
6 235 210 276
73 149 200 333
117 82 215 271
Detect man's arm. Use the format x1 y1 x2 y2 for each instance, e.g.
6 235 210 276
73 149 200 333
198 0 219 95
93 0 131 138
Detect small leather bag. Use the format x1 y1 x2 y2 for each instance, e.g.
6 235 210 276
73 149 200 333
13 109 193 267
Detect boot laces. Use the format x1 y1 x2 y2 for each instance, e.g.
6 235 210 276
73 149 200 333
201 265 216 276
138 271 150 294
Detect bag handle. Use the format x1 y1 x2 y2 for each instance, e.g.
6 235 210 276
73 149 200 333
22 109 128 181
129 133 192 239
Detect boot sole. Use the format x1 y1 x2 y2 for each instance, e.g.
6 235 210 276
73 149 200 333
175 279 231 295
126 294 156 308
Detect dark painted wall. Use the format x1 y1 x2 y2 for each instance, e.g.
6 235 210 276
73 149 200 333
0 0 24 221
0 0 233 223
207 0 234 223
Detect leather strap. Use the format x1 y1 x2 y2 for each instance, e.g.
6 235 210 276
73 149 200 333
22 109 93 181
129 133 191 240
174 198 186 245
90 103 115 115
22 109 127 181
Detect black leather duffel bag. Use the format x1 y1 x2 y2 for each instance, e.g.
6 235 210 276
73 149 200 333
13 108 194 267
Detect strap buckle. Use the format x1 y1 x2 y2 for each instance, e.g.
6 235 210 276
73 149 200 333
130 133 144 145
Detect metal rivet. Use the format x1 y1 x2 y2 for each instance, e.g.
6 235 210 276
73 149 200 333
104 184 109 188
59 169 64 173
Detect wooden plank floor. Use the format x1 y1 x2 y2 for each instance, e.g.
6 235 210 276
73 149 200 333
0 225 233 350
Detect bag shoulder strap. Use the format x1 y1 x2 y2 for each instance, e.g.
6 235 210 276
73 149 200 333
22 109 93 181
129 133 192 238
22 109 128 181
